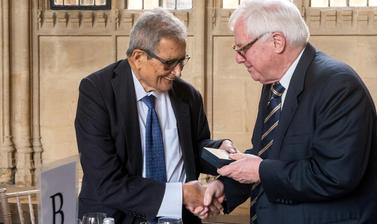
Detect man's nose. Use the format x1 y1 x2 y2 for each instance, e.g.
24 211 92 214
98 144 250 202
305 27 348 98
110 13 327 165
235 53 245 64
171 64 182 78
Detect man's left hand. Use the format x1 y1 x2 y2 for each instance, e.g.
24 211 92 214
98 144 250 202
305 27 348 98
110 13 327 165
217 153 262 184
218 140 238 153
184 181 223 219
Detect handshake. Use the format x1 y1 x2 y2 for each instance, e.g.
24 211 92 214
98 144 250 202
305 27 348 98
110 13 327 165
180 140 236 219
180 140 262 219
182 180 225 219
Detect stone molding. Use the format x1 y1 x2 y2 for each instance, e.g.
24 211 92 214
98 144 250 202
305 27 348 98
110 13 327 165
2 0 376 187
0 4 193 186
36 9 191 34
306 7 377 35
0 0 15 184
209 7 377 35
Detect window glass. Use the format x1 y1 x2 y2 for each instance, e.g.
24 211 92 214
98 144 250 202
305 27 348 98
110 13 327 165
177 0 192 9
127 0 142 9
223 0 240 9
144 0 159 9
311 0 375 7
96 0 106 5
81 0 94 6
162 0 176 9
51 0 110 9
350 0 367 6
311 0 328 7
54 0 63 5
330 0 347 7
65 0 79 5
127 0 192 10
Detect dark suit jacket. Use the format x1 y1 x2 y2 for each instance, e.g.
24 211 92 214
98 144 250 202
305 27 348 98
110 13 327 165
221 43 377 223
75 59 223 224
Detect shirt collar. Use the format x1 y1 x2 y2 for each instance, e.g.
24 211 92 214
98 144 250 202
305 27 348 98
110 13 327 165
131 70 161 101
279 48 305 89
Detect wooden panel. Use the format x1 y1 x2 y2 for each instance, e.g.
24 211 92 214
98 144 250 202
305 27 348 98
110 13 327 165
116 36 130 61
182 36 204 94
212 36 262 152
39 36 114 163
310 35 377 103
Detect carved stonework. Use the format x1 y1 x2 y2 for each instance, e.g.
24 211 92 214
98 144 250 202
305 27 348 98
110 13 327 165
15 145 34 186
68 11 80 29
37 9 42 29
37 10 113 30
306 8 377 35
0 137 15 183
56 11 68 28
219 10 231 24
1 0 15 184
174 11 190 27
114 9 120 29
11 0 33 186
43 10 55 29
32 137 43 185
82 11 94 28
34 9 194 34
210 8 216 27
94 12 107 28
210 9 234 35
118 12 134 31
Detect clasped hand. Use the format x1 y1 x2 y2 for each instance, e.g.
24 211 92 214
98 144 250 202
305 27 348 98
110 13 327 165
185 152 263 219
183 181 224 219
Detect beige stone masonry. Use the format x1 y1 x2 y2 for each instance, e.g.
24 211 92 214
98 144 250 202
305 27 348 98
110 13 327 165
0 1 376 201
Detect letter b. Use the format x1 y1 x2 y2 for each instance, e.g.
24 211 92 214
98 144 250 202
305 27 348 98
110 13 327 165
50 192 64 224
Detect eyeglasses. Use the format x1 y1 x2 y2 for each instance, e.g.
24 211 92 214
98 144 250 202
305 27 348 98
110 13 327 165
232 32 269 58
141 49 190 71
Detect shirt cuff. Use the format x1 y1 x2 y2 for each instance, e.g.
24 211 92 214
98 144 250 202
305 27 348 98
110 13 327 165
157 182 182 218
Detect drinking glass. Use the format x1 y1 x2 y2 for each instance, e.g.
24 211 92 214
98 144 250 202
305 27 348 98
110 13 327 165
81 212 107 224
158 217 183 224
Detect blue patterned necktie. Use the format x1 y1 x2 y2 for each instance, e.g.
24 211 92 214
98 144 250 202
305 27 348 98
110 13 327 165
142 95 167 182
250 82 285 224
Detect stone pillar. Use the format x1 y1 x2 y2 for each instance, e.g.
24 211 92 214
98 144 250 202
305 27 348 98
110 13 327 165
192 0 206 95
0 0 15 184
11 0 34 185
193 0 211 185
32 1 44 185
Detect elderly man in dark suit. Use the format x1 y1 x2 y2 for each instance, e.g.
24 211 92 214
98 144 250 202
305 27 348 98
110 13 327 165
198 0 377 223
75 8 233 224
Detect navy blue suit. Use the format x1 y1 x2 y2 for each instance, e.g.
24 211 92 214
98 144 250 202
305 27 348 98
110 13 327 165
222 43 377 223
75 59 223 224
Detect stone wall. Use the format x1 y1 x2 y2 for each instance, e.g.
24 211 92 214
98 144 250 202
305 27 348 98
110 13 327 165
0 2 376 218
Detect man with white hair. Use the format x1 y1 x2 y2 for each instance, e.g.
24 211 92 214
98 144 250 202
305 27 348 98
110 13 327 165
196 0 377 223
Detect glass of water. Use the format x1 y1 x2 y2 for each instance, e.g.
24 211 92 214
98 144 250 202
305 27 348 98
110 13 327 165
81 212 107 224
158 217 183 224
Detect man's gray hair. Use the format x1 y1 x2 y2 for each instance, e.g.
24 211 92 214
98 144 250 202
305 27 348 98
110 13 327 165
126 8 187 56
229 0 309 47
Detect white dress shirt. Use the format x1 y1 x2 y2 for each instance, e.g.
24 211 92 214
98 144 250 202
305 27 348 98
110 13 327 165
132 71 185 218
279 48 305 108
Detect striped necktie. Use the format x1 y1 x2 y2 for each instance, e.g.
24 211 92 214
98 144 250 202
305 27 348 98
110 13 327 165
142 95 167 182
250 82 285 224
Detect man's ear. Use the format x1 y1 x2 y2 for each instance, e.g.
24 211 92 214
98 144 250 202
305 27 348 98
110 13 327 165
130 49 146 70
272 32 286 54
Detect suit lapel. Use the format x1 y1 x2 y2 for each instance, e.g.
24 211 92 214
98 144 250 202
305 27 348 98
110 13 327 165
111 59 143 175
169 83 196 181
270 43 316 159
